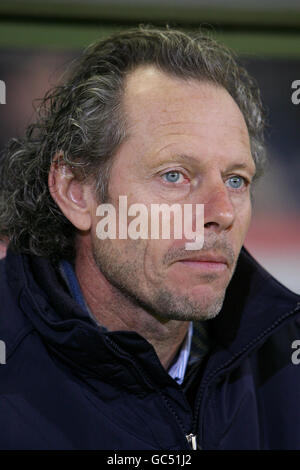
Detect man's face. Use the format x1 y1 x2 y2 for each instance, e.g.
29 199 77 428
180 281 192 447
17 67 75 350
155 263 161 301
89 66 256 322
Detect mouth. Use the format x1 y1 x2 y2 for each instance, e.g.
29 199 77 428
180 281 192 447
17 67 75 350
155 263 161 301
175 253 229 272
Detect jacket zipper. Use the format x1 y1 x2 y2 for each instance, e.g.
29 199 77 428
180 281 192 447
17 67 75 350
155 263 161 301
190 303 300 448
186 433 198 450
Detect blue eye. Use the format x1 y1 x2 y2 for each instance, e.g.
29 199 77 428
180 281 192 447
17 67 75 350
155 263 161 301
226 175 245 189
162 171 182 183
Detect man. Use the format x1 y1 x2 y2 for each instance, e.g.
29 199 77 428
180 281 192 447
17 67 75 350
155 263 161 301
0 26 299 450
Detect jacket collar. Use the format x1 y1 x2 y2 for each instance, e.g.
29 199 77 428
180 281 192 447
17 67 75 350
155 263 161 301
202 247 300 378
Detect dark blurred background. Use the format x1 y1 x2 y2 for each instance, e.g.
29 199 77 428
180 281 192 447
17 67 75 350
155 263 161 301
0 0 299 292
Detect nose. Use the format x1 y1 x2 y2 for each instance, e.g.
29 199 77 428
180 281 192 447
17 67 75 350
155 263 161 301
203 182 235 234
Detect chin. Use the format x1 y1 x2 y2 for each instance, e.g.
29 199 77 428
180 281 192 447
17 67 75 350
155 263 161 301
152 284 226 322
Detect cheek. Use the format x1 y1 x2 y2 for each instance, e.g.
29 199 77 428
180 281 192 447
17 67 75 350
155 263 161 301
244 199 252 230
235 201 252 244
141 239 173 285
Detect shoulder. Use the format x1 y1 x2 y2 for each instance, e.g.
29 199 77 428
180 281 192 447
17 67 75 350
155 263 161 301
0 253 35 368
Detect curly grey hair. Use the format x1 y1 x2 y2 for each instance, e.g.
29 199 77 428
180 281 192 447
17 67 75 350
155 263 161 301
0 25 266 262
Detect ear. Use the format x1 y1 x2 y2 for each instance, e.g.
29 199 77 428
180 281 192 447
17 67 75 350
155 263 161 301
48 153 94 231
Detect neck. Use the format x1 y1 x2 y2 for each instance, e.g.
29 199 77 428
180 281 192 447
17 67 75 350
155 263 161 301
74 234 189 369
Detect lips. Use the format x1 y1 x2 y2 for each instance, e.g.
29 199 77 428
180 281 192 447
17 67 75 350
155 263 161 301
174 253 229 274
177 253 229 266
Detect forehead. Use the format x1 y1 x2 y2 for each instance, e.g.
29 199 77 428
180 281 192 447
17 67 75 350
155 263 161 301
122 65 253 168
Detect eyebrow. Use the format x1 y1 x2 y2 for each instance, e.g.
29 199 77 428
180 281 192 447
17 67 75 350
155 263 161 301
154 152 256 176
152 152 201 167
225 162 257 177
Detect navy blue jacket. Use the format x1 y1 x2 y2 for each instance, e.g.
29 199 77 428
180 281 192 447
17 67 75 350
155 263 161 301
0 246 300 450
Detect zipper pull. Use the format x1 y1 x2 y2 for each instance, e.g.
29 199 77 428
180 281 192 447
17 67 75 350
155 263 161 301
186 433 197 450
